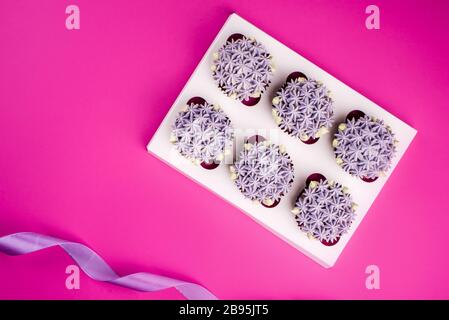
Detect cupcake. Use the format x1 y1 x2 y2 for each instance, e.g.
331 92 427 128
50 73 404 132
272 72 334 144
170 97 233 169
291 173 357 246
333 110 397 182
230 135 294 208
212 34 274 106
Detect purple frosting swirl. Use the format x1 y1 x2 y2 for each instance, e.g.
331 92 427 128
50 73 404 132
334 115 396 179
212 36 273 101
171 101 233 163
272 77 334 140
231 142 294 203
294 180 356 243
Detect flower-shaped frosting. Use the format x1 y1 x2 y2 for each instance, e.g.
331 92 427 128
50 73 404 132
171 101 233 163
272 77 334 140
333 115 397 179
212 36 273 101
230 142 294 203
292 180 356 243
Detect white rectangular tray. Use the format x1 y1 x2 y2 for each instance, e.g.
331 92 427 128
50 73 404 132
147 13 417 267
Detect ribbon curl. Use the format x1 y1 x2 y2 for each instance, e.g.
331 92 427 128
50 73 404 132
0 232 217 300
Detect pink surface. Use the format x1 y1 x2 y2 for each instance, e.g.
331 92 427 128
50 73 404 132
0 0 448 299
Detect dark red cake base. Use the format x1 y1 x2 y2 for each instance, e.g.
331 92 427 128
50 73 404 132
187 96 206 106
261 199 280 208
241 96 261 106
200 161 220 170
286 71 308 83
245 135 266 145
227 33 245 43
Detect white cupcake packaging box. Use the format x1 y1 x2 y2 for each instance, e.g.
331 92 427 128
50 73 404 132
147 13 417 267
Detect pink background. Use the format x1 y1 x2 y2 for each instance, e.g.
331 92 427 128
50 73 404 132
0 0 448 299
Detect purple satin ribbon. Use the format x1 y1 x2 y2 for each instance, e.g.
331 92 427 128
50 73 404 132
0 232 217 300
